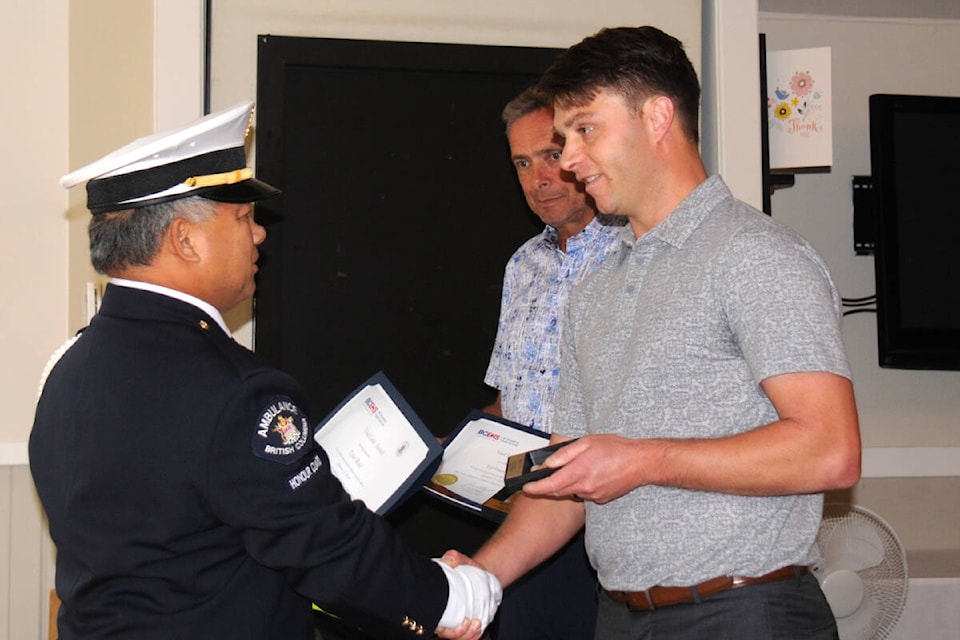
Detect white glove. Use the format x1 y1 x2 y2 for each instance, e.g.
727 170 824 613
433 559 503 630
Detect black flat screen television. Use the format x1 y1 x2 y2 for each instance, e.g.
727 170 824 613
870 93 960 370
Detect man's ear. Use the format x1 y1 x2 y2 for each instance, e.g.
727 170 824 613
167 217 202 264
645 95 675 143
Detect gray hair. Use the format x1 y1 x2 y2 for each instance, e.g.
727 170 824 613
501 85 552 134
89 196 219 274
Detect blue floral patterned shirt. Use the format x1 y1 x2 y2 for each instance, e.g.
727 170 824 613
484 215 625 433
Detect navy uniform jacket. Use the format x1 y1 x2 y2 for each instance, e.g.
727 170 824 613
30 284 447 639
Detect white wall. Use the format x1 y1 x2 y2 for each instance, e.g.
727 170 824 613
759 13 960 449
759 12 960 557
701 0 763 210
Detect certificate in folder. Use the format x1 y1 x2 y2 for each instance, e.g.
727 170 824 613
313 372 441 515
423 410 549 522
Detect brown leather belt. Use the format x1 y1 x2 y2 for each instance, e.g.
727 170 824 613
604 565 810 611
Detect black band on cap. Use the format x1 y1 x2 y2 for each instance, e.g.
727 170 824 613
86 147 246 214
202 179 281 204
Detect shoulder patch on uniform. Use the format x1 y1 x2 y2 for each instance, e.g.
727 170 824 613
252 396 312 464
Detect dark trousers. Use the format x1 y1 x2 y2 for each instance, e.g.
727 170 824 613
492 536 598 640
595 573 838 640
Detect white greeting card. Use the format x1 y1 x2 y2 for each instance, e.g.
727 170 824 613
766 46 832 169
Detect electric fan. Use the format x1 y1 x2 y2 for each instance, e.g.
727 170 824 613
813 504 909 640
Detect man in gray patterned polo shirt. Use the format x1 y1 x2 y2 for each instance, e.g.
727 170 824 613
447 26 861 640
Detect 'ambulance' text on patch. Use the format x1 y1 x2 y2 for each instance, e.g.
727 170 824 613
253 396 310 464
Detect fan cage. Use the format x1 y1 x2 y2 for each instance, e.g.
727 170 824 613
816 504 909 640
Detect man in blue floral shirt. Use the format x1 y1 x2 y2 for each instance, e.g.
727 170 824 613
482 86 624 640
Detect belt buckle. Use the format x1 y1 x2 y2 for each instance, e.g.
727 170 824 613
642 588 656 611
622 588 655 612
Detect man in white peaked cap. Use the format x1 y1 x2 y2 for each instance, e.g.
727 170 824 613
30 101 501 640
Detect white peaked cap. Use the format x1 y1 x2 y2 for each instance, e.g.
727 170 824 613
61 100 279 214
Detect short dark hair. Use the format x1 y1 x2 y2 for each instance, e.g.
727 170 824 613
89 196 219 274
538 26 701 143
501 85 551 134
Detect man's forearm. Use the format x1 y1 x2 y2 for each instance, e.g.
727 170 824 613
474 491 585 588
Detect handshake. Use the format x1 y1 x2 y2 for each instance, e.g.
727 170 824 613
433 553 502 640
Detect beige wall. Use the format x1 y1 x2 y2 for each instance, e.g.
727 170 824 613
66 0 156 338
0 0 69 451
0 0 155 450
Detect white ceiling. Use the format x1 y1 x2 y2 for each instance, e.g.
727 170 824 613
758 0 960 21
